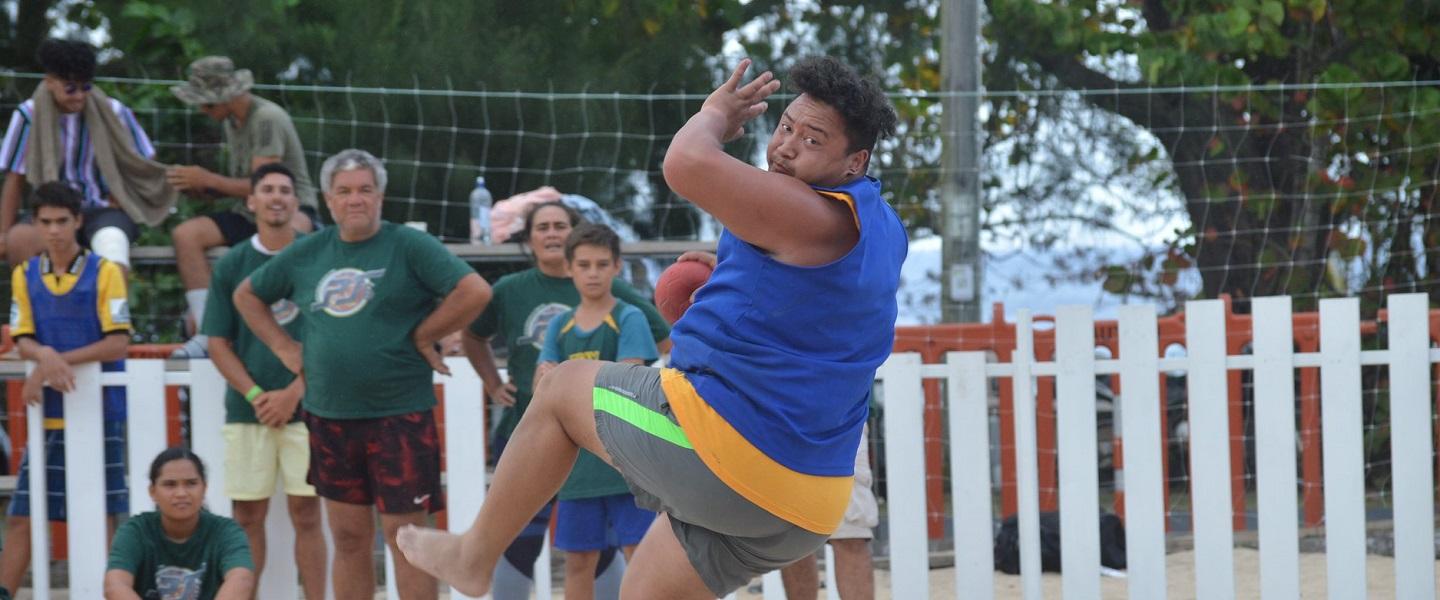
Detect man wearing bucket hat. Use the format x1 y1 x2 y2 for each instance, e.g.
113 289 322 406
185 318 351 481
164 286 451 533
168 56 319 359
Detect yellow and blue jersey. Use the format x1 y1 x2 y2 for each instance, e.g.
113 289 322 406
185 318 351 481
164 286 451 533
10 250 130 423
667 176 907 534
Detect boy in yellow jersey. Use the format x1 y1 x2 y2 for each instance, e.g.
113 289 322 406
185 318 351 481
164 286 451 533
1 182 131 600
400 56 905 599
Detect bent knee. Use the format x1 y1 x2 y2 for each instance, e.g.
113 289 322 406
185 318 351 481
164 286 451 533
172 218 219 247
535 360 604 403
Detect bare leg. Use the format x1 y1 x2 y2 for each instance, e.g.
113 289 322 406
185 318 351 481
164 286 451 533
4 224 41 266
0 516 31 595
563 550 599 600
829 539 873 600
287 495 327 600
618 514 713 600
232 499 269 595
380 511 438 600
324 499 376 599
398 359 611 597
172 216 225 292
780 552 820 600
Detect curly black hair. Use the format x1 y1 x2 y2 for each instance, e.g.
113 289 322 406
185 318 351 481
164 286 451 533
787 56 898 154
36 38 96 82
31 181 82 217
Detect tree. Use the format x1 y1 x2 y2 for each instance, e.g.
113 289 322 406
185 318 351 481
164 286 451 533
0 0 55 71
984 0 1440 310
86 0 764 239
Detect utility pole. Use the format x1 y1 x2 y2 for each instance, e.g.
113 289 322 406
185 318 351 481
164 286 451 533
941 0 982 322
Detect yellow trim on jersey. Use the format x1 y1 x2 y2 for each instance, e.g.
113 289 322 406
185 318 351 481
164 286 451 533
10 263 35 338
43 418 65 430
603 314 619 332
8 252 131 339
660 368 852 535
560 318 576 335
815 190 860 230
94 259 131 333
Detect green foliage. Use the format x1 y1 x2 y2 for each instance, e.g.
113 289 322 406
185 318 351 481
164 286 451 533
985 0 1440 311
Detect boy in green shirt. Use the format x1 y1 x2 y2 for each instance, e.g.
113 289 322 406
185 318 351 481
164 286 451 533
536 224 658 599
200 162 325 600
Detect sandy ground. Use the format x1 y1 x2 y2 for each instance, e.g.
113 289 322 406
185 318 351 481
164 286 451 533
732 548 1437 600
19 548 1435 598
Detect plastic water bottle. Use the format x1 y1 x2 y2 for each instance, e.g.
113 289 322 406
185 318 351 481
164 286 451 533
469 176 493 245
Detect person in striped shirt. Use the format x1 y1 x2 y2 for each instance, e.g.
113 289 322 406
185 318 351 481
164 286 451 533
0 38 156 269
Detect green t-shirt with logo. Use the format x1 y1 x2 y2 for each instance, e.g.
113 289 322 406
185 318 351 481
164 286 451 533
540 301 657 500
107 510 254 600
248 222 476 419
467 268 670 439
200 235 304 424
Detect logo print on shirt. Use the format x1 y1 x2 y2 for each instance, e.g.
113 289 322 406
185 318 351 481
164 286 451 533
271 299 300 325
155 562 206 600
312 268 386 317
519 302 570 349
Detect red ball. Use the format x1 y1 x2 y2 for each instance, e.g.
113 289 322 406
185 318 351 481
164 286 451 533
655 260 713 324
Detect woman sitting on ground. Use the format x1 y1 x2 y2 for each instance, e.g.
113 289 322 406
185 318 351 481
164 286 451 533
104 447 254 600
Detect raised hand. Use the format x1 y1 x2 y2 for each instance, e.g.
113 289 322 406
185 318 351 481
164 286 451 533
701 58 782 143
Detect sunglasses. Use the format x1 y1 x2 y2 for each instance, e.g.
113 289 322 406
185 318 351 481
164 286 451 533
56 80 93 95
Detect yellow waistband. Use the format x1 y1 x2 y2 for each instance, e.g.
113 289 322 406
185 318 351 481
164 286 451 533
660 369 852 534
42 418 64 430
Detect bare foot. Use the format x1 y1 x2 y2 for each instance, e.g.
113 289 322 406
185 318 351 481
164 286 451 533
396 524 493 597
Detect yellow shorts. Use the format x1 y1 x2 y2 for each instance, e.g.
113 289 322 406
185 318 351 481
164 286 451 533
222 422 316 500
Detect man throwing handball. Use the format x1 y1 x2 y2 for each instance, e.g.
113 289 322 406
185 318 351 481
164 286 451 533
399 56 905 599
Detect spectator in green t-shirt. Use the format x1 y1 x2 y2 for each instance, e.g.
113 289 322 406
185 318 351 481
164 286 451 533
166 56 320 360
199 162 325 600
461 200 669 600
234 148 492 600
104 447 254 600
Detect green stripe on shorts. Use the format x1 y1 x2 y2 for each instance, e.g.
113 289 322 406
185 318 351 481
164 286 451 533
593 387 693 450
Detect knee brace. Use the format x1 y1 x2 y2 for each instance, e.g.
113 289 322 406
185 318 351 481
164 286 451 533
89 226 131 268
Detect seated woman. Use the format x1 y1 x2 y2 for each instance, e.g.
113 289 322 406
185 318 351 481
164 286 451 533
105 447 254 600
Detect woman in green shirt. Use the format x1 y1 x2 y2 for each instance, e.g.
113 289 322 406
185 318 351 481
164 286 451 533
105 448 254 600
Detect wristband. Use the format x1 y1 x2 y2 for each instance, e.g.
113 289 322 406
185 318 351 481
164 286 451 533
245 386 264 403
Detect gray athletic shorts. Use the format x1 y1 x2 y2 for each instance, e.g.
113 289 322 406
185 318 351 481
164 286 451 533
592 363 828 597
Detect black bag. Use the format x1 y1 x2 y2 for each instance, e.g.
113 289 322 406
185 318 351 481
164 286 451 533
993 511 1127 574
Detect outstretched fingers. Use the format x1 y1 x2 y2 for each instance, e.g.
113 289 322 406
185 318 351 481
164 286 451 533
722 58 753 91
738 70 779 102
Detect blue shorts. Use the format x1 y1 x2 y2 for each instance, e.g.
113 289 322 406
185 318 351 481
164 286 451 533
10 420 129 520
554 493 656 552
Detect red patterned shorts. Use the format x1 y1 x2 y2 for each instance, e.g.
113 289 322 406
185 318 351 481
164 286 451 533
304 410 445 514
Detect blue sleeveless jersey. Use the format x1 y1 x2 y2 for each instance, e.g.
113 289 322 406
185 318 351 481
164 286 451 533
669 176 906 476
25 254 127 421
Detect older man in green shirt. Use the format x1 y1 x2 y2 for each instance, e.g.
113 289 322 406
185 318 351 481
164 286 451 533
234 148 491 600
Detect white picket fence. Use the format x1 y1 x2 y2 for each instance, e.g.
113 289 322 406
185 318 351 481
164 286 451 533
14 294 1440 598
873 294 1437 600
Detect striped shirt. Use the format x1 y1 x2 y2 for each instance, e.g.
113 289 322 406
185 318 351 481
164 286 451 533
0 98 156 209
